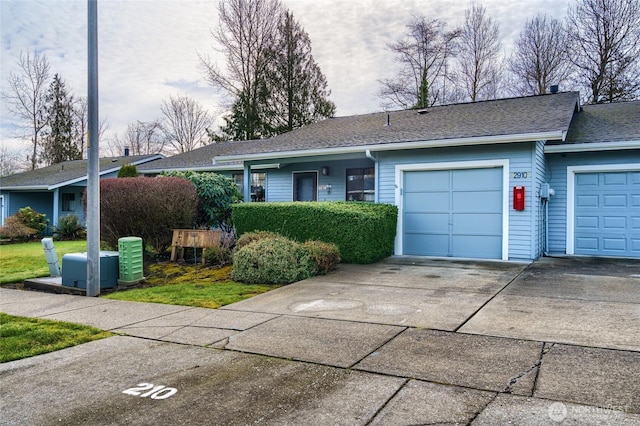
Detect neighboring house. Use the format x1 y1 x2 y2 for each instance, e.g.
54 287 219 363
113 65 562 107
0 154 163 228
137 92 640 261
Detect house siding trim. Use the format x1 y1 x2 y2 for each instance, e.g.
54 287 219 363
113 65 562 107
565 163 640 254
394 158 510 260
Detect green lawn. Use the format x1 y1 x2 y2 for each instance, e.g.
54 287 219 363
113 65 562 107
103 264 281 308
0 313 112 363
0 240 87 285
0 242 279 363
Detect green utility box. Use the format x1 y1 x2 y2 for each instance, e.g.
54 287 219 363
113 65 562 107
118 237 145 285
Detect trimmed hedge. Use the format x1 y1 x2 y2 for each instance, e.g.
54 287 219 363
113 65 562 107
232 202 397 264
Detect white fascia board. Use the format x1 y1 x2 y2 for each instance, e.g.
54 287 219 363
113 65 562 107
545 140 640 153
213 131 564 163
0 185 49 191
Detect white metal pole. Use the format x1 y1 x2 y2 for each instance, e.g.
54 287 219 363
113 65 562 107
86 0 100 296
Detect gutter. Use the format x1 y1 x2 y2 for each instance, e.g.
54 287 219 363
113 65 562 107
544 140 640 153
213 131 565 163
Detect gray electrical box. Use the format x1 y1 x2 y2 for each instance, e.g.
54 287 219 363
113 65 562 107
61 251 119 289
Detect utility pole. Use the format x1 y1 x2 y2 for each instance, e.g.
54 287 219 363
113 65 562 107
86 0 100 296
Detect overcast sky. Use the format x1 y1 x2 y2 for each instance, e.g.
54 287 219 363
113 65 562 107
1 0 570 155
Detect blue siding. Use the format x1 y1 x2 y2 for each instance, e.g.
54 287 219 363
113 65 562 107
532 141 546 257
546 150 640 255
378 143 538 260
264 159 374 202
7 192 54 223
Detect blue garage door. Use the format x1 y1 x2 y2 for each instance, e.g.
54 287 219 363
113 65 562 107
574 171 640 257
403 167 503 259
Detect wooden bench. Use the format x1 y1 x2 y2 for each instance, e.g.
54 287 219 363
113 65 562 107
170 229 221 264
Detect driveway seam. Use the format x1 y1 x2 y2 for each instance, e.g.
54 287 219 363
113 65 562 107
364 378 410 425
452 263 532 332
348 326 408 369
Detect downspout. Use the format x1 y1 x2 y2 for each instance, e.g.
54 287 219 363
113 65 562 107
365 149 379 203
52 188 60 228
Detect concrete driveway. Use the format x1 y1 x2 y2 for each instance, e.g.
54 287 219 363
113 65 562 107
1 256 639 425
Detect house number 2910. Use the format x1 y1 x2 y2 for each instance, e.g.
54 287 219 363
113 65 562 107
122 383 177 400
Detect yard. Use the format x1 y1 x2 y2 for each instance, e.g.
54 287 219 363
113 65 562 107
0 240 281 363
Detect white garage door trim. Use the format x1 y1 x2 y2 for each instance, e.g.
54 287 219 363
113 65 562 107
566 163 640 255
395 159 510 260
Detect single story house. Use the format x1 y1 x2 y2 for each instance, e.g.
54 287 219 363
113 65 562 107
0 154 163 229
139 91 639 261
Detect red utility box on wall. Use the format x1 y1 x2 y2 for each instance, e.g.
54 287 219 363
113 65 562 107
513 186 525 211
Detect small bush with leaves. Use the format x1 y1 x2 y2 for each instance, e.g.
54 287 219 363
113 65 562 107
235 230 282 251
15 207 48 238
0 216 37 241
203 246 233 268
232 236 317 284
117 164 139 178
303 240 341 275
54 215 86 240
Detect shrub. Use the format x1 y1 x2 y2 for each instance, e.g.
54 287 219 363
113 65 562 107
304 240 341 275
117 164 138 178
0 216 37 241
235 230 282 250
162 171 242 230
53 215 86 240
90 177 198 254
15 206 48 238
203 246 233 268
232 202 397 264
232 236 317 284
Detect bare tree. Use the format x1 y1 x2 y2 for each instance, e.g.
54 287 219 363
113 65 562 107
566 0 640 103
508 13 571 96
200 0 282 139
1 51 50 169
109 120 167 156
378 15 461 109
456 3 502 102
160 95 214 153
0 145 26 177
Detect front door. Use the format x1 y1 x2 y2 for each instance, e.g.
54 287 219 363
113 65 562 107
293 172 318 201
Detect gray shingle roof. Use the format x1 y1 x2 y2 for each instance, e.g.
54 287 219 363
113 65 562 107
140 92 580 170
554 100 640 144
0 154 163 189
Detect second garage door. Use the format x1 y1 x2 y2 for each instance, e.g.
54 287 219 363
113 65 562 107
574 171 640 257
403 167 503 259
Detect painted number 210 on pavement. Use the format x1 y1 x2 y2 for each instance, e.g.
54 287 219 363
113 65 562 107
122 383 177 400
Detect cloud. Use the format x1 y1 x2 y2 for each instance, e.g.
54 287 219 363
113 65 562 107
1 0 570 153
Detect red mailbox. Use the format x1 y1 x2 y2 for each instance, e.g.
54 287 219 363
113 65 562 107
513 186 525 211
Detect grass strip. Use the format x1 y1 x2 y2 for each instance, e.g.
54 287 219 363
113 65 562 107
0 313 112 363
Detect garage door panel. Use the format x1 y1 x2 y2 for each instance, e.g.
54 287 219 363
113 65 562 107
403 167 503 259
603 238 626 251
603 195 627 207
452 235 502 259
452 191 502 213
404 234 449 256
452 168 502 190
453 213 502 235
404 192 449 212
603 173 627 185
404 170 449 191
574 170 639 258
404 213 448 232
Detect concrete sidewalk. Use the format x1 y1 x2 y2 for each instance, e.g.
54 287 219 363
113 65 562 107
1 257 639 425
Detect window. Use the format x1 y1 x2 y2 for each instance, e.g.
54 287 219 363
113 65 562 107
233 172 266 202
62 193 75 211
346 168 375 202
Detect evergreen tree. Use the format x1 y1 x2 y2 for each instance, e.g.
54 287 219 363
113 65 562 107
261 10 335 136
42 74 81 165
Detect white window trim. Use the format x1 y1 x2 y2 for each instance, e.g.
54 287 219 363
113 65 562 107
566 163 640 255
395 159 510 260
